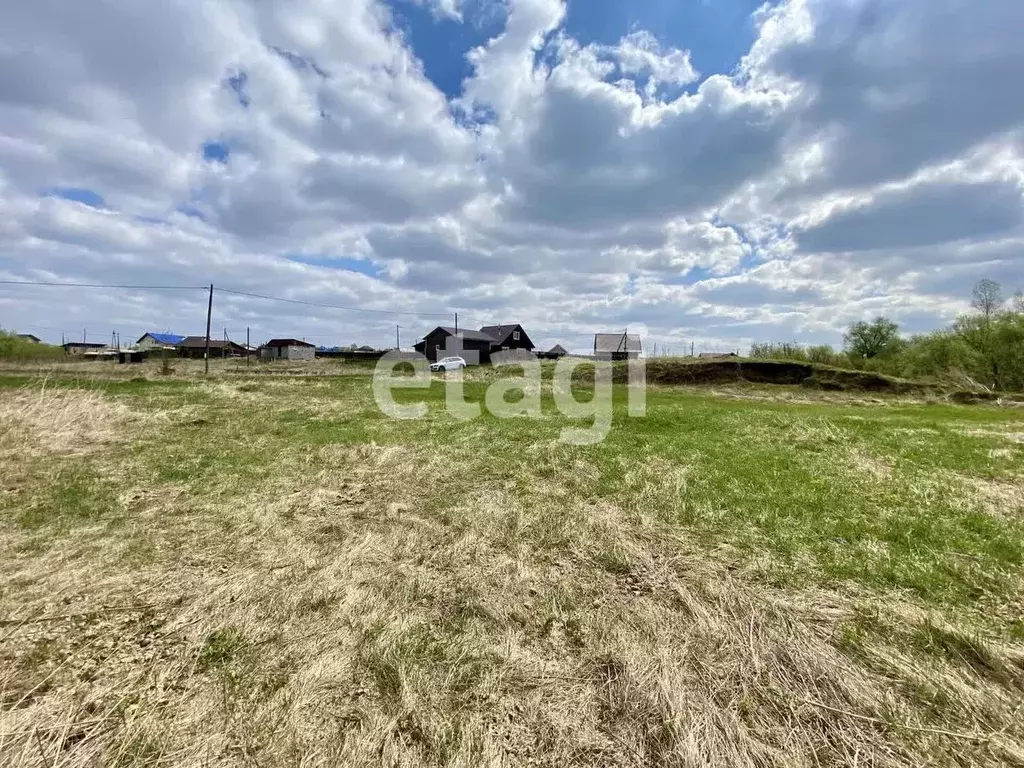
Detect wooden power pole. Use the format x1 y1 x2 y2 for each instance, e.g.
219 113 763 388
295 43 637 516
204 284 214 375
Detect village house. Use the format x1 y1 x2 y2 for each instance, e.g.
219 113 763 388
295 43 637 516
176 336 247 359
260 338 316 361
135 332 184 351
415 327 496 365
479 325 535 354
16 334 41 344
414 324 535 364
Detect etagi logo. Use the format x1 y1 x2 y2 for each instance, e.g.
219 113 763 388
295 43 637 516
372 335 645 445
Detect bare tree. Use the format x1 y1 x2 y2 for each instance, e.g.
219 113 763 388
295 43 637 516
971 279 1003 320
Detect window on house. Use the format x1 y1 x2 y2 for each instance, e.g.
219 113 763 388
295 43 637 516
513 331 520 341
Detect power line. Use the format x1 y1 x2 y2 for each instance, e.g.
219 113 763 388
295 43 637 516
0 279 205 290
215 286 453 319
1 277 484 325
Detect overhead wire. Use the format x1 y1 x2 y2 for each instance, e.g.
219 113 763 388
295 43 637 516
0 279 205 290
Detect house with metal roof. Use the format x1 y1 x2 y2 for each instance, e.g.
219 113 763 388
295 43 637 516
136 332 185 351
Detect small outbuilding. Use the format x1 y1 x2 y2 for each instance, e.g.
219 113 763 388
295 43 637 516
261 338 316 361
594 333 642 361
62 342 107 355
16 334 41 344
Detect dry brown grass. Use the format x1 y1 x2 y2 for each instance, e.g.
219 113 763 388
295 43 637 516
1 382 1023 767
0 385 137 459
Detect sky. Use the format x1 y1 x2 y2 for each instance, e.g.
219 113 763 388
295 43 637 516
1 0 1022 354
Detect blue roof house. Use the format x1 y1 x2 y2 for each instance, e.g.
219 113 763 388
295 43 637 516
136 332 185 351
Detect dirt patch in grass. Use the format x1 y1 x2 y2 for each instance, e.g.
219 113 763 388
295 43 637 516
850 450 894 480
959 475 1024 518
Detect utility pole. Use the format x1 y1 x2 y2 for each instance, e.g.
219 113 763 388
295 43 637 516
246 327 250 367
454 312 458 335
83 328 86 343
396 324 400 350
690 341 694 357
204 283 214 375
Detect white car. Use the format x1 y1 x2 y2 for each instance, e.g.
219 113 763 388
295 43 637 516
430 356 466 371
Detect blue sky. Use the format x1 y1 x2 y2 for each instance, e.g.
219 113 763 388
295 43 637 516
387 0 766 99
561 0 764 75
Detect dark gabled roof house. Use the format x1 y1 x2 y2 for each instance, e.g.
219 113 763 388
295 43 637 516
414 324 535 364
547 344 569 357
263 338 315 348
416 327 498 346
177 336 247 358
479 324 535 351
16 334 41 344
415 327 495 364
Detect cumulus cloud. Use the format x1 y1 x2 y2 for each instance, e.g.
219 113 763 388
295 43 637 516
1 0 1023 352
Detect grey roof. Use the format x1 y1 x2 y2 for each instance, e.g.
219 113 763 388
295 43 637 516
431 326 497 342
594 333 642 353
547 344 569 355
479 324 520 343
178 336 244 349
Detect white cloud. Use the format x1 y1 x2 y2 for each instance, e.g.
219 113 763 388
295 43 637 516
1 0 1023 352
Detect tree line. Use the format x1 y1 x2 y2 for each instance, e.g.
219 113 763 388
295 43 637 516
750 280 1024 391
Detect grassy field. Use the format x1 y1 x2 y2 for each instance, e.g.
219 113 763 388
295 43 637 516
1 360 1023 766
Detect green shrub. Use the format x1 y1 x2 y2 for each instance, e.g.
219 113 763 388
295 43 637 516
0 330 65 362
749 281 1024 392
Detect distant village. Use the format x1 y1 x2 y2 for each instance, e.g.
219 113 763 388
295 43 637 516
29 325 645 364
